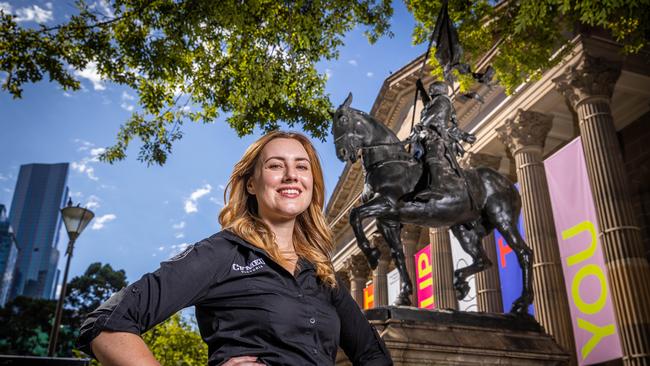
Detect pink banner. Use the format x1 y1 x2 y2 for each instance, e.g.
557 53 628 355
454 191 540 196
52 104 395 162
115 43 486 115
545 138 622 365
414 246 435 309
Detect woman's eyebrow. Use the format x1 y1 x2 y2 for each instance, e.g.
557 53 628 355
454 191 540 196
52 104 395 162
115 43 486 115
264 156 311 163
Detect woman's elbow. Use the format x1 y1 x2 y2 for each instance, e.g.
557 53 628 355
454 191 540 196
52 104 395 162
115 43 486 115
91 331 160 366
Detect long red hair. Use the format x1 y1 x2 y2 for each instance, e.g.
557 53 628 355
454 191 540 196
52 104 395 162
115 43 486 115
218 131 336 287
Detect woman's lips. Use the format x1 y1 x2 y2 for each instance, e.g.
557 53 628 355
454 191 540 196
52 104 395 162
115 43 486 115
277 188 301 198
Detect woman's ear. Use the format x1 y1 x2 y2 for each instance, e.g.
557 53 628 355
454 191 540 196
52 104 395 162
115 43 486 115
246 178 255 195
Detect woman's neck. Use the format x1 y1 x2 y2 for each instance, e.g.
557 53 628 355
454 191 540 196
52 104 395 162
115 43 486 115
263 218 295 252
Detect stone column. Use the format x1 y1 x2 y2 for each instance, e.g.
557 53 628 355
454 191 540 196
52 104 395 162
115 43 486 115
345 254 371 308
554 55 650 366
337 270 350 291
497 110 576 363
371 233 391 307
460 152 504 313
401 224 421 305
429 227 458 310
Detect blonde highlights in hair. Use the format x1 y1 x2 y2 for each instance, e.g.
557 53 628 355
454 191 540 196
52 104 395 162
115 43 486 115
218 131 336 287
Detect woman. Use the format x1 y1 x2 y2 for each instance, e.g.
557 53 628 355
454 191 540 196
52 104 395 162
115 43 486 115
78 131 392 366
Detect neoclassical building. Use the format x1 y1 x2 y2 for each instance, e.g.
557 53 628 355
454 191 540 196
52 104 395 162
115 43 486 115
326 32 650 366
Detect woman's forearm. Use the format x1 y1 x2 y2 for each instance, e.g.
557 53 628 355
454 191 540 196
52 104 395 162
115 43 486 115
91 331 160 366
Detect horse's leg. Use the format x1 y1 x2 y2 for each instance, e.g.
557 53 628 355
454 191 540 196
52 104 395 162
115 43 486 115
349 195 396 270
376 220 412 306
495 220 534 315
450 222 491 300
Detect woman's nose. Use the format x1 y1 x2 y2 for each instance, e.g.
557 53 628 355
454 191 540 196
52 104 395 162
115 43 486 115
283 166 298 181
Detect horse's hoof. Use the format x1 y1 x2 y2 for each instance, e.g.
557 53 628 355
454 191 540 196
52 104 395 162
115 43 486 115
367 247 381 270
509 298 532 315
455 281 470 300
394 292 412 306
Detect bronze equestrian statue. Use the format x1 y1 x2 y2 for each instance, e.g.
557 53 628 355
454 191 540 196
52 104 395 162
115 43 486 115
331 91 533 315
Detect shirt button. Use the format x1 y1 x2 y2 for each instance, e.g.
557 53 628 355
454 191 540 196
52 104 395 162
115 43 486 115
312 348 318 355
297 293 303 298
309 317 316 325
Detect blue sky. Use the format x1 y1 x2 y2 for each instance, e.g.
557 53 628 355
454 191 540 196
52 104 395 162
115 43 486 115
0 0 427 286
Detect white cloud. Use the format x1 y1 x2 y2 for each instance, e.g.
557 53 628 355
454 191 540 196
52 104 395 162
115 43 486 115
120 91 135 111
74 138 94 151
122 91 135 100
190 184 212 200
209 197 224 206
158 246 165 251
85 195 101 210
348 59 358 66
13 3 53 23
184 184 212 214
63 92 72 98
324 68 332 80
3 188 11 193
70 191 83 198
90 147 106 159
0 173 7 181
71 141 105 181
74 62 105 91
0 3 12 15
71 161 99 181
170 242 190 255
218 184 225 190
366 72 374 78
91 214 116 230
172 221 186 230
120 102 134 112
184 201 198 214
175 233 185 239
92 0 114 19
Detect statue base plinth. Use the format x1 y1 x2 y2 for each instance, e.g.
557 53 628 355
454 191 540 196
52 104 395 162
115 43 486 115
337 306 570 365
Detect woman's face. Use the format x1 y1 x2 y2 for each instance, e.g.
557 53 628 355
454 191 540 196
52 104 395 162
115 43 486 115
247 138 314 224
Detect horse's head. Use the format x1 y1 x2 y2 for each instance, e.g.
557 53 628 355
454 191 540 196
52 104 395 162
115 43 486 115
331 92 365 163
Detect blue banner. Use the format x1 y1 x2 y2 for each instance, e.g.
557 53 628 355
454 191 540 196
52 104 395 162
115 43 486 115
494 187 535 316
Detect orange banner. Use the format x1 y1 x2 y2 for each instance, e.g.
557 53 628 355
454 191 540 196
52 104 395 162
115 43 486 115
363 283 374 309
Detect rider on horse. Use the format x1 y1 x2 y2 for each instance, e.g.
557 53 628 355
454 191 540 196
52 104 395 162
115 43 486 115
411 79 476 202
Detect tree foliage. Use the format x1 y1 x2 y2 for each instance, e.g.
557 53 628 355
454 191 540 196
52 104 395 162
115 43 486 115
405 0 650 94
0 262 127 357
1 0 393 165
142 312 208 366
2 1 647 165
0 296 77 356
65 262 128 319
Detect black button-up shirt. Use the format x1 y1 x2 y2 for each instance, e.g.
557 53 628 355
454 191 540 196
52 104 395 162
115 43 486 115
78 230 392 366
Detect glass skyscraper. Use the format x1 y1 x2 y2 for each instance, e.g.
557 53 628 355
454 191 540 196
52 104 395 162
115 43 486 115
8 163 69 300
0 204 18 306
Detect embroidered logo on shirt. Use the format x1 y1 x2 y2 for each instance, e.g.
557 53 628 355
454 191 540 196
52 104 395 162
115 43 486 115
232 258 266 274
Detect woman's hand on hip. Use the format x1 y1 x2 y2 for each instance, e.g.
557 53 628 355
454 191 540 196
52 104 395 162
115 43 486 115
222 356 265 365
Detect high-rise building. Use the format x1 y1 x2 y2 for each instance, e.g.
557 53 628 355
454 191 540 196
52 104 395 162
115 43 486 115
8 163 69 300
0 204 18 307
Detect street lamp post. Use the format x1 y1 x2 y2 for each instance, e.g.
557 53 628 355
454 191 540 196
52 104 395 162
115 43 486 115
47 198 94 357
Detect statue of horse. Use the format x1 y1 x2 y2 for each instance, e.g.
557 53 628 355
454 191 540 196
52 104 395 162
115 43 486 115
331 93 533 315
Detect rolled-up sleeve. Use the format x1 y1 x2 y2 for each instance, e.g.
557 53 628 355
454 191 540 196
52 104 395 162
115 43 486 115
77 238 232 357
332 278 393 366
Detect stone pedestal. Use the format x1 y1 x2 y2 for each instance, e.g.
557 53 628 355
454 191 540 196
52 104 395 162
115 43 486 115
336 307 570 365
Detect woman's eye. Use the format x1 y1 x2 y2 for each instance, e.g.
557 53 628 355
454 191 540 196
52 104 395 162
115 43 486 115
297 165 309 171
268 163 283 169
